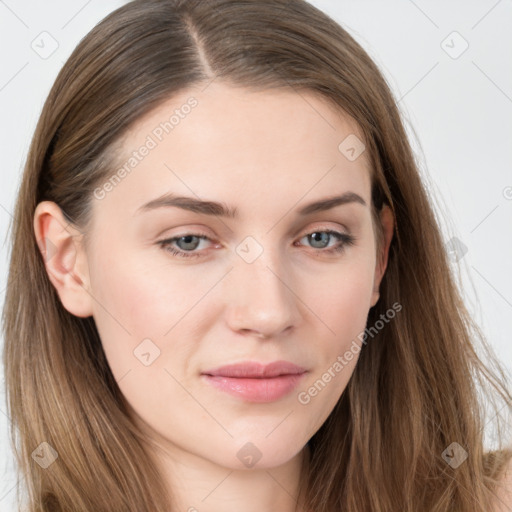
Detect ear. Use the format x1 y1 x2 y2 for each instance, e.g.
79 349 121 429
33 201 93 318
370 204 394 307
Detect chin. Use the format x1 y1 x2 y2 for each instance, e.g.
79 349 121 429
213 437 305 471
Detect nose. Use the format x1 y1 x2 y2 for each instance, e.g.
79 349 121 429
223 251 302 339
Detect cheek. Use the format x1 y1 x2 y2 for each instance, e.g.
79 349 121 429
297 256 375 414
88 258 196 424
87 246 213 377
87 247 166 377
311 258 376 340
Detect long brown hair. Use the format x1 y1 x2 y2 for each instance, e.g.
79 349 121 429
3 0 511 510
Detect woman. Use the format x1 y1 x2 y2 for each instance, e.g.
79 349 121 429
2 0 511 510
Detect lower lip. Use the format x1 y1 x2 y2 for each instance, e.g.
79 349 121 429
202 373 306 403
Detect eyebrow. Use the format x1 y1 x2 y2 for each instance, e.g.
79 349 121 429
136 191 367 218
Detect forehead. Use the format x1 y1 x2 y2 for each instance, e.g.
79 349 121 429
96 82 371 220
123 81 366 154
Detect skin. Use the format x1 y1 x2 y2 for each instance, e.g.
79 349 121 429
34 82 395 512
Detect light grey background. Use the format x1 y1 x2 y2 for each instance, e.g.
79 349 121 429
1 1 511 510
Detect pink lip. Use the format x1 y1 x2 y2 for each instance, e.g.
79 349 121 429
201 360 307 403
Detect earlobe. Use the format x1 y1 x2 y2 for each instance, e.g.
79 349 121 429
33 201 93 318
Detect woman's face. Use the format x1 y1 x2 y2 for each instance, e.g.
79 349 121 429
46 82 392 470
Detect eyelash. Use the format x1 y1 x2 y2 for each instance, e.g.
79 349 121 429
157 229 356 259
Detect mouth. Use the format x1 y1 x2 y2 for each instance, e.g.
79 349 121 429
201 360 307 402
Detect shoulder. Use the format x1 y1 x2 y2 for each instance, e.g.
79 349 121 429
493 456 512 512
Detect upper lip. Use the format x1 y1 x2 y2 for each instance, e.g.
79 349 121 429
202 360 307 378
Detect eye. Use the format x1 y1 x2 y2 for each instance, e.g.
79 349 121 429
296 229 356 255
158 233 212 259
157 228 356 259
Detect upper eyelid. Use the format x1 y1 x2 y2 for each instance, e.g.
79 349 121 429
163 220 352 238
